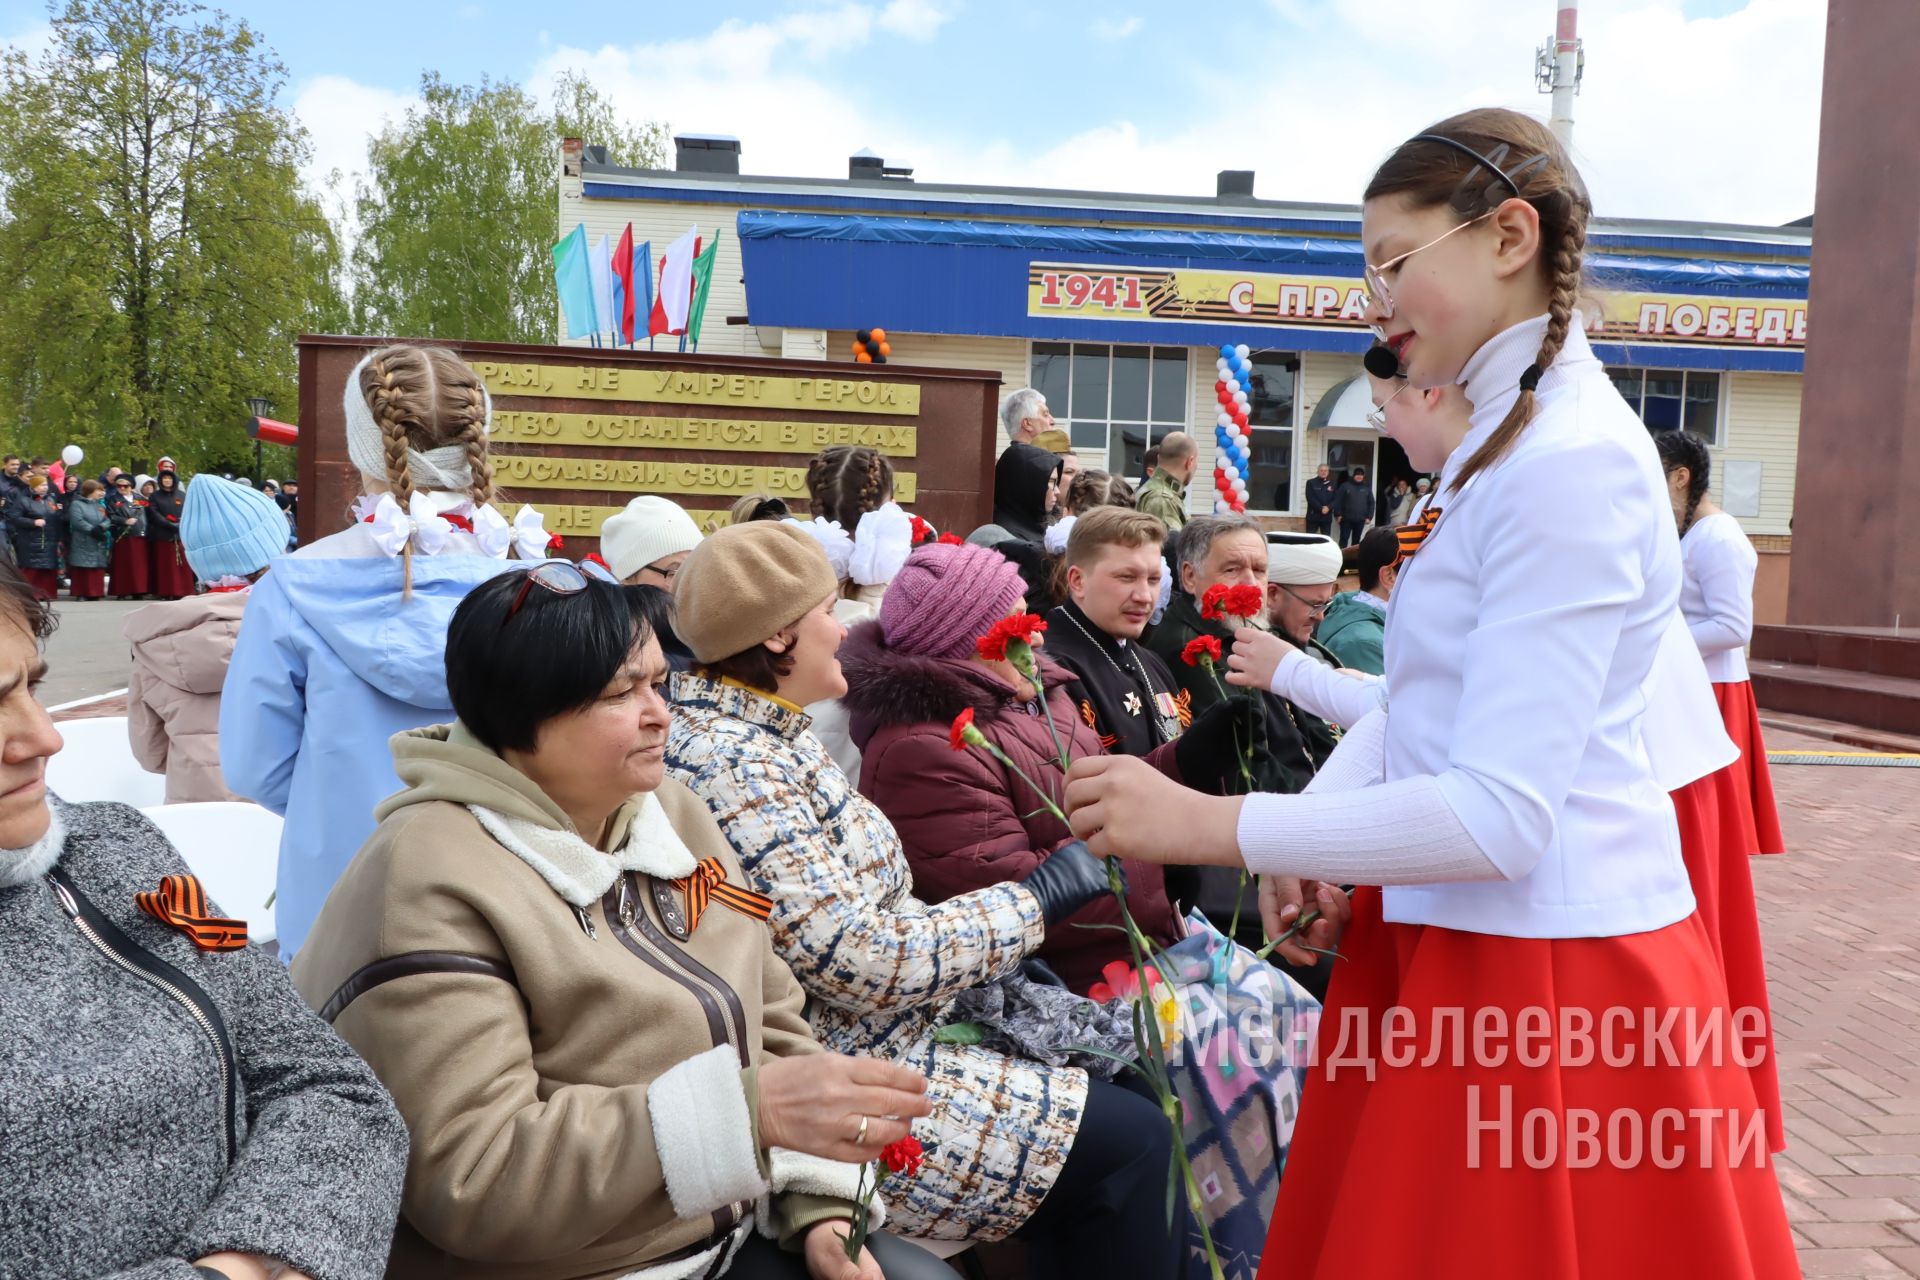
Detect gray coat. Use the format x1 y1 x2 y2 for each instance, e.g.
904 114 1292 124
0 797 409 1280
66 496 112 568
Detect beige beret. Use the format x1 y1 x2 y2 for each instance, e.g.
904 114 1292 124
672 520 840 663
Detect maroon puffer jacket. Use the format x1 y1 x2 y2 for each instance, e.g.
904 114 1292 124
840 619 1185 995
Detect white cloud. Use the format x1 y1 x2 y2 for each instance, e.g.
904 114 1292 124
878 0 955 41
1092 16 1143 40
1 22 53 62
293 75 419 197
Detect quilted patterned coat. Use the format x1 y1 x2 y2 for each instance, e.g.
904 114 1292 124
666 673 1089 1242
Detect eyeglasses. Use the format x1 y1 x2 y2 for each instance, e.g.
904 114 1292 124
1363 212 1492 323
502 558 619 626
1365 381 1413 432
640 559 683 583
1274 584 1333 620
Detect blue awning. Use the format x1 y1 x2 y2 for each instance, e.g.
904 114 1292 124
736 210 1806 372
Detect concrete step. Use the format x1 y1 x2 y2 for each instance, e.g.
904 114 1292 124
1749 658 1920 738
1751 625 1920 681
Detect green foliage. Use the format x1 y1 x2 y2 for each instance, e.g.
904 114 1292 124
0 0 343 474
348 70 666 345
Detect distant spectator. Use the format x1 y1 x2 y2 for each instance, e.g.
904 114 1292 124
1381 475 1413 525
598 494 702 673
1135 432 1196 532
1303 463 1335 537
729 491 792 524
63 479 110 601
105 472 149 598
998 386 1054 448
1333 465 1373 547
992 442 1062 544
1141 445 1160 480
6 473 58 599
145 469 193 599
1317 526 1399 675
126 475 289 803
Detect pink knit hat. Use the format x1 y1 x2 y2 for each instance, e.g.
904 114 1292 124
879 542 1028 659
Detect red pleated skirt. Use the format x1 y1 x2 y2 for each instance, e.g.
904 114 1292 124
19 568 57 600
67 567 105 599
109 534 150 596
1713 680 1786 856
148 540 195 599
1260 889 1799 1280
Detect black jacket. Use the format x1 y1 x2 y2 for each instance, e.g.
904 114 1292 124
1333 478 1374 522
146 481 185 542
1304 475 1335 520
992 443 1061 543
7 494 60 569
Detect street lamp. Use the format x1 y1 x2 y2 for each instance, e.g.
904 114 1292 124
246 396 272 484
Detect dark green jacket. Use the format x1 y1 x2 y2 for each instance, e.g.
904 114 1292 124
1136 470 1189 531
1317 591 1386 676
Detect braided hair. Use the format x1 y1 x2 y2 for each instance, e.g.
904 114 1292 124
354 344 497 595
804 445 895 533
1365 108 1592 491
1652 428 1712 535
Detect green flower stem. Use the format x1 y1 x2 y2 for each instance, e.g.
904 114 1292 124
1253 907 1324 961
1010 640 1074 776
973 738 1069 825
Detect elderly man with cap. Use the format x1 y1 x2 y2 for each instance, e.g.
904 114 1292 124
123 474 290 802
1145 517 1339 954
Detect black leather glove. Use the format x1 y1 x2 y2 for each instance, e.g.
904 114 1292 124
1020 840 1117 925
1174 695 1255 794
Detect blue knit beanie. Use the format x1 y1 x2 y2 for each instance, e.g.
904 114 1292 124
180 474 287 581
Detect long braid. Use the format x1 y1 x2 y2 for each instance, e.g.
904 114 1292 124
363 350 421 596
1451 207 1587 491
456 378 494 511
1653 425 1712 536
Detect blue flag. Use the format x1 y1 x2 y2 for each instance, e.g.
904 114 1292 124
551 223 596 339
634 239 653 341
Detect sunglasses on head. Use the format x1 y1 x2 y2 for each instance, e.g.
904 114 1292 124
502 558 620 626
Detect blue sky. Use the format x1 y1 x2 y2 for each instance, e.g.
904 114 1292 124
2 0 1825 225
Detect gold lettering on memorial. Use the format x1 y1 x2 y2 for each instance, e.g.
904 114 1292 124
496 454 917 501
491 411 916 456
535 503 734 536
473 362 921 415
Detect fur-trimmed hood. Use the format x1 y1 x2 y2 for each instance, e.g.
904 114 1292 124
839 618 1075 745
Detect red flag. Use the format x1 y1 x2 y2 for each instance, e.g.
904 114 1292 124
647 252 670 337
612 223 636 344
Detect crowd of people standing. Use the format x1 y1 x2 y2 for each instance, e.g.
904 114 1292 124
0 105 1802 1280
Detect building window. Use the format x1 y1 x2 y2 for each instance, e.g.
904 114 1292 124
1607 367 1723 446
1031 342 1189 478
1243 351 1299 513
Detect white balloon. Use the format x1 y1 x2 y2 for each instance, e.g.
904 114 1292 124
1216 359 1230 375
1214 499 1231 514
1235 344 1251 360
60 445 83 467
1233 394 1250 408
1217 412 1233 428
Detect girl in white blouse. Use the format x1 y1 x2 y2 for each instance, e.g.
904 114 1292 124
1064 108 1798 1280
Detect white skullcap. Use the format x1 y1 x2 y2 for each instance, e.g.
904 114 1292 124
1265 533 1343 585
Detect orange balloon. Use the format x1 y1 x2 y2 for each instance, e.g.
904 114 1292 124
870 327 887 343
850 339 863 355
855 350 873 363
878 341 891 357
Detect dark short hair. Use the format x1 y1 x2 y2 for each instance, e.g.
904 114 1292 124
1356 527 1401 592
0 562 54 641
693 642 795 692
446 572 668 753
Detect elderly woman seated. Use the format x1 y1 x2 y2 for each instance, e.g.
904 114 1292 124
290 562 954 1280
0 560 408 1280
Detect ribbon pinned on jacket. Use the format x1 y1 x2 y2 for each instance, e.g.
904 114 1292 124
135 875 249 952
1394 505 1443 566
676 857 774 935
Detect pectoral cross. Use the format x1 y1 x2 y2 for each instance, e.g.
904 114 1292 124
1124 691 1142 716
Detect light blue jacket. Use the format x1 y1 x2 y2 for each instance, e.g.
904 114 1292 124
219 530 518 957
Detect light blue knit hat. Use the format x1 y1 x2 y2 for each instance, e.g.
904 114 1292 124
180 474 288 582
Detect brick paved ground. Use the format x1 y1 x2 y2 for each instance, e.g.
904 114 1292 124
1760 727 1920 1278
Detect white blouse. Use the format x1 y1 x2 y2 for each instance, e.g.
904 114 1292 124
1679 511 1757 683
1238 316 1696 939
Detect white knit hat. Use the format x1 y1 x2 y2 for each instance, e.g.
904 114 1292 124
600 495 704 580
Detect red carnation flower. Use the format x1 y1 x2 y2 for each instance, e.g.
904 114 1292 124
949 707 977 751
546 531 566 552
936 531 965 545
909 514 934 544
1201 582 1264 622
880 1135 925 1178
1181 635 1223 668
975 613 1047 662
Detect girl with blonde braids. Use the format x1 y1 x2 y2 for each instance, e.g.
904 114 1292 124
221 344 555 958
1063 109 1798 1277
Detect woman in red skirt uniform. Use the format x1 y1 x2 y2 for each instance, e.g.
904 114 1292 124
1064 109 1798 1279
105 472 151 598
145 468 193 599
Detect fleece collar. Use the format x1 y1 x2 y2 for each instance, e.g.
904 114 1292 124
0 802 65 889
469 791 696 908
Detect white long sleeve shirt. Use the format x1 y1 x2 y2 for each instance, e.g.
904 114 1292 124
1679 511 1757 683
1239 316 1696 939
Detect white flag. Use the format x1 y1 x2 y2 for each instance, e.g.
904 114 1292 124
589 234 616 338
658 226 699 334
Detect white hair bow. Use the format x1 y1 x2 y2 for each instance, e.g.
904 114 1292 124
848 502 913 587
797 517 855 581
471 503 553 560
1043 514 1077 557
365 491 452 558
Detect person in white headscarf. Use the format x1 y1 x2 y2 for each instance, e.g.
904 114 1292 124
220 344 554 959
